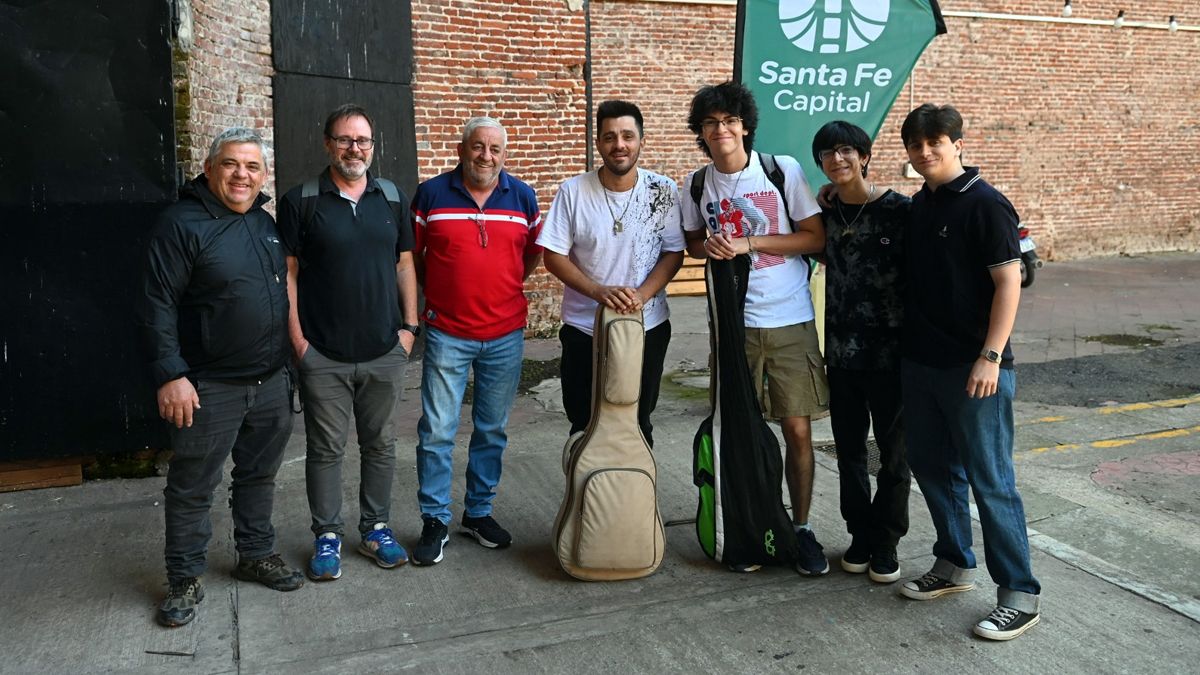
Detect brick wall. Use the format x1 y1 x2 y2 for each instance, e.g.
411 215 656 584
879 0 1200 259
590 0 734 181
177 0 1199 331
592 0 1200 260
410 0 589 336
175 0 276 198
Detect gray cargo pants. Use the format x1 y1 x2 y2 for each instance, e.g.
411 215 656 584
299 342 409 538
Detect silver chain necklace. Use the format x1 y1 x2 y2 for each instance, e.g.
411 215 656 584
600 170 638 235
706 158 749 231
836 183 876 233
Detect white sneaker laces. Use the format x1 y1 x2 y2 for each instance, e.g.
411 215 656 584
983 605 1020 628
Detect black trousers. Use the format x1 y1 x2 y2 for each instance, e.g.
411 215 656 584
163 369 292 583
559 320 671 447
828 366 910 551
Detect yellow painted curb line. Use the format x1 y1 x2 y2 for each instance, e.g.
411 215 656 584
1026 425 1200 455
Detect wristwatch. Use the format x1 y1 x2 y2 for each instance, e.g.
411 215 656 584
402 323 422 337
980 349 1002 364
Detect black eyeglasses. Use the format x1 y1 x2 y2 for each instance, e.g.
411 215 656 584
818 145 857 162
329 136 375 150
700 116 743 132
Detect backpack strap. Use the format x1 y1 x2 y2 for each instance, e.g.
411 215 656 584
756 153 813 278
296 178 321 268
756 153 792 223
375 177 401 205
689 165 708 224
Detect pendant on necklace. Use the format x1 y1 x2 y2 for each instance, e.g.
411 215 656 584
613 219 623 234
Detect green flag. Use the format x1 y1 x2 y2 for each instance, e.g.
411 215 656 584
737 0 946 186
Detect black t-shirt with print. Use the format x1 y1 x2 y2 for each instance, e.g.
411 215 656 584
821 189 910 371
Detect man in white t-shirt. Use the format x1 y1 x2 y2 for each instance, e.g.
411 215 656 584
538 99 685 446
681 81 831 575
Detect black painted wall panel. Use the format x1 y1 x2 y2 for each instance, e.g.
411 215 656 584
0 1 174 459
272 0 413 84
0 0 176 205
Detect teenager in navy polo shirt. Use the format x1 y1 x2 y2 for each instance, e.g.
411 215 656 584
896 104 1042 641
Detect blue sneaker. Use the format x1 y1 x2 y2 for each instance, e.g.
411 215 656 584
307 533 342 581
359 523 408 568
794 528 830 576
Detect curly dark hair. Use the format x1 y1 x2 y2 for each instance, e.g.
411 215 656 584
687 81 758 158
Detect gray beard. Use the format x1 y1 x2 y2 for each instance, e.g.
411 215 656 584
334 157 371 180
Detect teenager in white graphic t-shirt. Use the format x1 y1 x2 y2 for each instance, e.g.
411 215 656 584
680 81 830 576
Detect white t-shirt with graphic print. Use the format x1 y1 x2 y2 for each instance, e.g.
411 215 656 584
681 151 821 328
539 168 685 335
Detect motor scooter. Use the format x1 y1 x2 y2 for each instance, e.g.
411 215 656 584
1018 224 1043 288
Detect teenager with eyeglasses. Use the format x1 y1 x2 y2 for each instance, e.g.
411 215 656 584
811 120 911 586
681 81 830 576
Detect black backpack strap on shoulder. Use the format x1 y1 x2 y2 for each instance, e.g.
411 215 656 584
296 177 321 268
300 177 320 231
756 153 792 223
689 165 708 222
756 152 813 277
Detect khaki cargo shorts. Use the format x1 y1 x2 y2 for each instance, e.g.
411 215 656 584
744 320 829 419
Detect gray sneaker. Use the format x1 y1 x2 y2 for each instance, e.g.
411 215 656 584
232 553 305 591
157 577 204 627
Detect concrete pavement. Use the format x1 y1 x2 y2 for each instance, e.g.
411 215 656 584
2 252 1200 673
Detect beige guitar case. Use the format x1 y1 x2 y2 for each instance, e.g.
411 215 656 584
552 305 665 580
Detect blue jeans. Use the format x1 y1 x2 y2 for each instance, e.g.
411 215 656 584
416 326 524 525
902 358 1041 614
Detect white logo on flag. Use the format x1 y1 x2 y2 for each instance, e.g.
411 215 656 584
779 0 890 54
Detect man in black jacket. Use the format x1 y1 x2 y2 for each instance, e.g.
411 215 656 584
136 127 304 628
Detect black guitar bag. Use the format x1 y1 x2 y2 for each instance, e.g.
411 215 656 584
693 255 798 566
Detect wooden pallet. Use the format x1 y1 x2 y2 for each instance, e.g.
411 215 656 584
0 458 84 493
666 257 706 296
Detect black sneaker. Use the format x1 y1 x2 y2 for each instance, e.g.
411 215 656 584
157 577 204 627
232 553 304 591
461 514 513 548
794 528 830 576
868 549 901 583
899 570 975 600
840 538 871 574
727 562 762 573
974 605 1041 641
413 515 449 565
